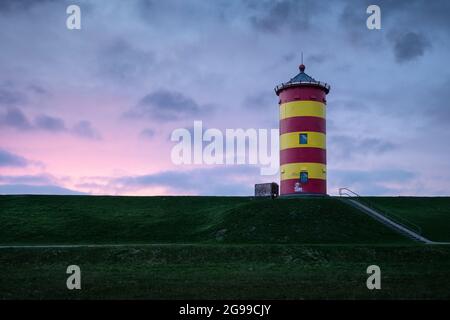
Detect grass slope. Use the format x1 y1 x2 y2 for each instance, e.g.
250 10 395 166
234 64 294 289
1 245 450 299
0 195 409 245
362 197 450 242
1 195 450 299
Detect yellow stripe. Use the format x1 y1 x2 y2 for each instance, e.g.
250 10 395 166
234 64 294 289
280 131 326 150
280 100 325 120
280 162 326 181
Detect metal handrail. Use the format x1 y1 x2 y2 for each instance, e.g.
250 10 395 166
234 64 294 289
338 187 423 235
338 187 360 198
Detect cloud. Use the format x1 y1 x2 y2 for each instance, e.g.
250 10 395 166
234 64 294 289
423 78 450 125
329 168 416 195
35 114 66 131
140 128 155 139
248 0 323 33
0 86 27 107
0 184 86 195
127 89 211 121
72 120 102 140
0 108 64 131
0 82 49 112
390 32 431 63
114 166 265 195
97 38 156 83
1 107 101 139
374 0 450 31
0 0 57 13
338 2 379 46
330 135 396 160
242 91 276 110
334 169 415 184
0 107 32 129
0 174 87 195
28 84 48 95
307 53 329 64
0 149 28 167
339 3 366 31
0 174 53 184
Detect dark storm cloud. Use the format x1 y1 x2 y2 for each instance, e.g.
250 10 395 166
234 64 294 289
0 107 33 129
242 91 276 110
0 0 57 12
97 39 156 83
0 149 28 167
0 86 27 107
341 0 450 31
140 128 155 139
28 84 48 95
35 114 66 132
0 184 86 195
390 32 431 63
1 107 101 139
72 120 101 140
329 168 416 195
343 0 449 63
115 166 260 195
137 0 153 10
339 2 367 31
334 169 415 183
248 0 324 33
307 53 328 64
338 2 384 47
0 82 51 109
330 99 369 112
0 174 52 184
127 89 211 121
330 135 396 160
337 0 445 58
421 78 450 125
281 53 296 63
374 0 450 29
34 116 102 140
135 0 157 21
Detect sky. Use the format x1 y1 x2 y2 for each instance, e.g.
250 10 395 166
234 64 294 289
1 0 450 196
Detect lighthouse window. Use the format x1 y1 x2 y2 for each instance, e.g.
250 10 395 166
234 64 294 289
300 171 308 184
299 133 308 144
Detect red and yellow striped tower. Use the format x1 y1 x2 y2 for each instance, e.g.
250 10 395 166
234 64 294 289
275 64 330 195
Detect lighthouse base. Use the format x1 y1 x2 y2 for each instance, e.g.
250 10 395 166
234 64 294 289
280 179 326 195
279 193 329 198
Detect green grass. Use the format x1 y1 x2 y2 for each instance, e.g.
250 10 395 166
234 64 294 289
361 197 450 242
0 195 409 245
1 195 450 299
1 245 450 299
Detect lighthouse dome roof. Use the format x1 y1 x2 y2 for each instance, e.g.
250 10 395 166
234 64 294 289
288 70 317 83
275 64 330 95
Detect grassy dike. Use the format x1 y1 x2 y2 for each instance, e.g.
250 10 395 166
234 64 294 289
0 195 449 299
0 196 409 245
363 197 450 242
1 245 450 299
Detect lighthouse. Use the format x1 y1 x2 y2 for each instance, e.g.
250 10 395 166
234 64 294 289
275 63 330 196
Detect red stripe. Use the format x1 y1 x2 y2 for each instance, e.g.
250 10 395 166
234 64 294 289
279 86 327 104
280 178 326 195
280 148 326 164
280 116 326 134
